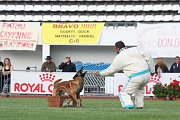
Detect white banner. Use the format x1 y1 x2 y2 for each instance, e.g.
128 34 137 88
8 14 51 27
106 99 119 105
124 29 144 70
0 22 40 51
106 73 180 96
137 23 180 58
11 71 84 95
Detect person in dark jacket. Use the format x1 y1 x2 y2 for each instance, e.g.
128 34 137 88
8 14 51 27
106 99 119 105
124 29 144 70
155 58 169 73
170 56 180 73
58 55 76 72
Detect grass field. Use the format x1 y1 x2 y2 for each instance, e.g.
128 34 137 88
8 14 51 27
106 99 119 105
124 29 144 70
0 98 180 120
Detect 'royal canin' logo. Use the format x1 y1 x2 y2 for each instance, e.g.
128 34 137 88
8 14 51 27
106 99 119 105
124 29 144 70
145 74 161 95
39 73 56 82
149 74 160 83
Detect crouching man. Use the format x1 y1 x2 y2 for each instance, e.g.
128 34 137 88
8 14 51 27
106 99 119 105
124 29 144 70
94 41 155 109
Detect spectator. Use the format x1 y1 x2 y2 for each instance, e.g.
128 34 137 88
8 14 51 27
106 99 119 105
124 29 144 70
0 57 3 93
41 56 56 72
155 58 169 77
170 56 180 73
94 41 155 109
2 58 13 97
58 55 76 72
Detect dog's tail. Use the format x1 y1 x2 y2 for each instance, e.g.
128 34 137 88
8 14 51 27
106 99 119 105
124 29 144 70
53 79 62 87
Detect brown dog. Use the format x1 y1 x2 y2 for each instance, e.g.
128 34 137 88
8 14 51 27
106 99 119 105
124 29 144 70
52 67 87 107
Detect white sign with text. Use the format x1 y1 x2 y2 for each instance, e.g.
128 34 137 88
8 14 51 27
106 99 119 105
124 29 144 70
137 23 180 58
0 22 39 51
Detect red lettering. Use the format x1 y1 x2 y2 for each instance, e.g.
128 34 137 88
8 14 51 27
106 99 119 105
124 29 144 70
8 41 13 47
21 83 28 92
0 31 33 40
0 31 4 37
48 84 52 92
146 85 151 94
2 22 9 28
14 83 20 92
1 40 34 48
41 84 45 92
81 24 96 28
15 23 26 29
158 38 180 48
27 32 32 39
12 32 17 39
174 38 179 47
2 22 26 29
4 41 8 47
28 83 35 92
13 83 52 93
64 24 69 28
118 85 123 93
33 84 40 92
53 24 78 29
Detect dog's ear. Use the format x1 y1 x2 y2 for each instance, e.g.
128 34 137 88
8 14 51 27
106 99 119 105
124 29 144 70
81 71 87 77
71 79 79 85
80 67 84 73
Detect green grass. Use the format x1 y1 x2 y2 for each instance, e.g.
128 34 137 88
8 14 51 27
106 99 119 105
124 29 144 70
0 98 180 120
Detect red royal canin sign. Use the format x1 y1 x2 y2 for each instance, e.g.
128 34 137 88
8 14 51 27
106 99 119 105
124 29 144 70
11 71 76 94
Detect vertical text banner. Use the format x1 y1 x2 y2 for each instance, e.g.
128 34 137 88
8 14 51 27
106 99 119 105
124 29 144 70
0 22 40 51
137 23 180 58
41 22 105 44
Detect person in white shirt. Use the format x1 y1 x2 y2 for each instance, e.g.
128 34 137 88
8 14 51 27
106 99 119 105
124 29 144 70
94 41 155 109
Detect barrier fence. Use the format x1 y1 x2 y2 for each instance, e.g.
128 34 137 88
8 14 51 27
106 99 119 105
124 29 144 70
1 71 180 98
84 72 105 95
0 71 106 97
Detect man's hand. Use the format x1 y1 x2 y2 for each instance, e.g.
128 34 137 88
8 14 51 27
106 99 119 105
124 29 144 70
64 59 69 63
94 71 100 77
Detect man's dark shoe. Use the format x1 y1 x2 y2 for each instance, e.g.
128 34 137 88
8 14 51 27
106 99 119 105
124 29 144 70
136 107 143 109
